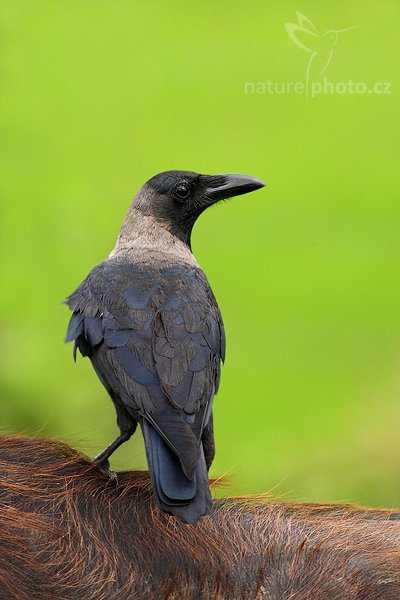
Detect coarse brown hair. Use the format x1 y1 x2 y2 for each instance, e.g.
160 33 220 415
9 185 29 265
0 434 399 599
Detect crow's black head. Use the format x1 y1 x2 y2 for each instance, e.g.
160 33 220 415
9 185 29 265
134 170 265 246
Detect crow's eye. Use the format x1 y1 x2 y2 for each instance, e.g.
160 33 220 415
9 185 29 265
174 183 190 200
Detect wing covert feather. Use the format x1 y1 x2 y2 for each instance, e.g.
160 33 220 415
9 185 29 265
65 260 225 468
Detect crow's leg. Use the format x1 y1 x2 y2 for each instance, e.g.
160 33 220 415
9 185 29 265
93 401 137 488
93 431 133 464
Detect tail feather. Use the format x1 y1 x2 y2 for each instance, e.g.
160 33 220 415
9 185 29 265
144 409 200 479
142 419 212 524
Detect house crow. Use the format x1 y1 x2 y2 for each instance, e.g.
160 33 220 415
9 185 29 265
65 170 265 523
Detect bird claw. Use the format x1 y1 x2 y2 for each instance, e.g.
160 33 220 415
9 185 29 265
93 458 119 492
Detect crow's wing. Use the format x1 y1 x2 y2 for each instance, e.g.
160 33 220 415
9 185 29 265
65 259 225 477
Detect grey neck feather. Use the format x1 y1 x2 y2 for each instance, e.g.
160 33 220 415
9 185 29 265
108 206 199 269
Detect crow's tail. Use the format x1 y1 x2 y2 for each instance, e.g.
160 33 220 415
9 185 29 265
141 419 212 524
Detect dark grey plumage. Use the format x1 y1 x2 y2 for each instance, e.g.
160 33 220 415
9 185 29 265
65 170 264 523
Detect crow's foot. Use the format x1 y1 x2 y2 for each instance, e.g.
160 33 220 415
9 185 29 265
93 458 119 491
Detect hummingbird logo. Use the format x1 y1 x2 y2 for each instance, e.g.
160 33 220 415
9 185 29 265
285 12 359 97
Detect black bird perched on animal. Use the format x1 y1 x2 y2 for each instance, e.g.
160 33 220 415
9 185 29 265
65 170 265 523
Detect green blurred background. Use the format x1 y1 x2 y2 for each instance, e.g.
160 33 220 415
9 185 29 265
1 1 399 507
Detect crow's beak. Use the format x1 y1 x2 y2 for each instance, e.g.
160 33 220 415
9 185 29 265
204 174 265 202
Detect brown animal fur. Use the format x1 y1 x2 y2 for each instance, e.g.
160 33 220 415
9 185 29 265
0 435 399 599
